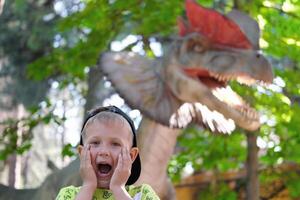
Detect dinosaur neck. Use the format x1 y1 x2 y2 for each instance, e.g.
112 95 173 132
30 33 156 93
136 117 180 199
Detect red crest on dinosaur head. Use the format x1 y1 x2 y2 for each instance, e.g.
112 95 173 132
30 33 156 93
178 0 252 49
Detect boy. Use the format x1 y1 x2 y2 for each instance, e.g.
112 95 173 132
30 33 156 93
56 105 159 200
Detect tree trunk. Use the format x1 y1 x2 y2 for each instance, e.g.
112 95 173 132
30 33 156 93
136 118 180 200
7 154 16 187
0 0 4 15
246 131 259 200
84 66 113 118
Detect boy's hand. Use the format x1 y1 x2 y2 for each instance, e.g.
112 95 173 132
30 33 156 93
110 147 132 190
79 145 97 189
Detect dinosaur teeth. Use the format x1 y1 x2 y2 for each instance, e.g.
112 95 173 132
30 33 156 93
235 105 258 120
194 102 236 133
203 71 267 86
209 72 258 86
169 102 236 134
212 86 245 107
209 72 236 82
236 76 256 85
258 80 269 87
212 86 259 120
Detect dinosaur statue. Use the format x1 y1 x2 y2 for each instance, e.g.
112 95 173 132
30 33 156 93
100 0 272 134
0 1 273 200
99 0 273 199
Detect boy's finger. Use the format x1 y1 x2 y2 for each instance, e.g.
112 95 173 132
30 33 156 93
123 147 128 158
117 154 122 170
80 145 86 159
83 145 90 164
124 148 128 160
124 148 130 166
119 155 123 169
79 146 87 167
86 145 90 161
83 145 87 158
121 148 125 169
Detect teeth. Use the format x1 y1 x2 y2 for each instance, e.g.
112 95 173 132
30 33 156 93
235 106 258 120
236 76 256 85
259 81 269 87
212 86 259 120
210 73 237 82
212 86 245 107
209 72 266 86
169 103 236 133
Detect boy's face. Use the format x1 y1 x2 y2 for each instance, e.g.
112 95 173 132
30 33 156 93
80 119 138 189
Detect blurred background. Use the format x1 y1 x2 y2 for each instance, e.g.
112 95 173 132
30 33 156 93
1 0 300 199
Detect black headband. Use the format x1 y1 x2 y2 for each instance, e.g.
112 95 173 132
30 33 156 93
79 105 141 185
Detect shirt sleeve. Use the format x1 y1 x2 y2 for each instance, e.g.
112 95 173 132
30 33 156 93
140 184 160 200
55 186 79 200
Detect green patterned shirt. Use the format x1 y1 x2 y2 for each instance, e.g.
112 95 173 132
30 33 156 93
55 184 159 200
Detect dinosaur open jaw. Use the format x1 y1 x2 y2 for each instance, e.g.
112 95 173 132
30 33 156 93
184 68 227 88
170 87 260 133
212 86 259 121
184 67 262 88
183 67 259 120
178 67 260 133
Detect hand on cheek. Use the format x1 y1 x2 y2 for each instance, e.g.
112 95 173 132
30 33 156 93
110 147 132 190
79 145 97 189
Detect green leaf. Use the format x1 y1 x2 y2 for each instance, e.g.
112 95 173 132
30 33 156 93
62 143 76 158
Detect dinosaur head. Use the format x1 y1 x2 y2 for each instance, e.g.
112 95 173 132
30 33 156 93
164 0 273 132
100 0 273 134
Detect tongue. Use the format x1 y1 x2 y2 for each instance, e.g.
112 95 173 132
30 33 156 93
99 164 111 174
199 77 226 88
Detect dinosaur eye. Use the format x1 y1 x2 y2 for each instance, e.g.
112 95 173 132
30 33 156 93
180 33 208 56
193 44 204 52
187 40 204 53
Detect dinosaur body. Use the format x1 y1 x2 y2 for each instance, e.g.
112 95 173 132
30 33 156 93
100 1 273 199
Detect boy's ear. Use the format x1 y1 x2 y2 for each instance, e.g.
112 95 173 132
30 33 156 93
129 147 139 162
77 145 84 156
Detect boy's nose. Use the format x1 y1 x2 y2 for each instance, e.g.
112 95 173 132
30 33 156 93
97 147 109 157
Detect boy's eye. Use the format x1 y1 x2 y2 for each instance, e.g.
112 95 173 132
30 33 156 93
90 141 100 145
112 142 121 147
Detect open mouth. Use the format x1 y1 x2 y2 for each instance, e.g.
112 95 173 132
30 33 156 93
171 67 264 133
184 68 227 88
97 163 112 176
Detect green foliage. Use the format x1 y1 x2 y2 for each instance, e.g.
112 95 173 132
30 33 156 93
260 169 300 198
0 100 65 161
0 0 57 108
28 0 184 81
285 172 300 198
169 126 246 182
2 0 300 198
61 143 76 158
198 182 237 200
258 1 300 64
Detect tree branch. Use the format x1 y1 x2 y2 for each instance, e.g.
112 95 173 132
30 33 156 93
0 0 4 15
